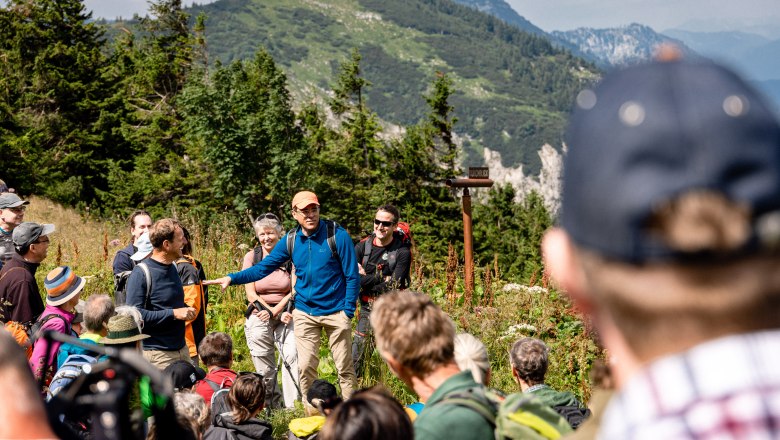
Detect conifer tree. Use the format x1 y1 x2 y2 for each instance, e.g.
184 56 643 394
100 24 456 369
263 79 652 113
0 0 117 206
180 49 306 215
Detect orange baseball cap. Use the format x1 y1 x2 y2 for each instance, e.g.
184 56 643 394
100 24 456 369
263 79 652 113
292 191 320 210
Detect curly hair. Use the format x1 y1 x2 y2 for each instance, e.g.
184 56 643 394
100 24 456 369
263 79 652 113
509 337 548 385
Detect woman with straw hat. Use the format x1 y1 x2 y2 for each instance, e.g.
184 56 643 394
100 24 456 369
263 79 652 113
29 266 86 383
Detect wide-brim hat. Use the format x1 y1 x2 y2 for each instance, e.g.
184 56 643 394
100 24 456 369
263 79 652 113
0 193 28 209
130 232 153 261
102 314 149 344
45 266 86 307
292 191 320 210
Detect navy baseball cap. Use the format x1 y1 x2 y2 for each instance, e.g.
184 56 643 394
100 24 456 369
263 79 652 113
562 58 780 262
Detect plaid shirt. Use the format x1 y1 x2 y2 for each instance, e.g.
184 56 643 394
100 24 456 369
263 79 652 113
599 329 780 439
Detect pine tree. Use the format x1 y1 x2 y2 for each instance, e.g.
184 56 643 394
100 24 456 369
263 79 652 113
0 0 118 206
180 49 306 215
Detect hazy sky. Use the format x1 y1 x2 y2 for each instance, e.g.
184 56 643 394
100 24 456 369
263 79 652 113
505 0 780 35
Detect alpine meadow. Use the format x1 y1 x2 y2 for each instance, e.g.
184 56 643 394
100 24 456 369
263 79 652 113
1 0 603 436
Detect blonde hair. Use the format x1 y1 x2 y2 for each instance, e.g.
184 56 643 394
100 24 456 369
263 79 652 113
371 291 455 376
454 333 490 385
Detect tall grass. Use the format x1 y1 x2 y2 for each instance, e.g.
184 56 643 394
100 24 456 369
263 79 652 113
26 196 602 438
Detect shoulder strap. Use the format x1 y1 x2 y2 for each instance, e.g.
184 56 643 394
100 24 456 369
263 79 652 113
204 378 220 392
326 220 342 267
438 388 498 427
286 227 298 258
252 246 263 265
137 262 152 309
361 236 373 268
32 313 71 340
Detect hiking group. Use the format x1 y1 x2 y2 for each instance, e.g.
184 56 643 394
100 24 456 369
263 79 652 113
4 52 780 440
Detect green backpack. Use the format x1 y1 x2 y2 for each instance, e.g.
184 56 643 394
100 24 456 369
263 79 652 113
439 388 573 440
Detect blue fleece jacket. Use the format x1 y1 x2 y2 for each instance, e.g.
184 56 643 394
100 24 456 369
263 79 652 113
229 220 360 318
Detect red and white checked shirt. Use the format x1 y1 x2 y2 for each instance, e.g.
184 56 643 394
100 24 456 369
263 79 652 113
599 329 780 439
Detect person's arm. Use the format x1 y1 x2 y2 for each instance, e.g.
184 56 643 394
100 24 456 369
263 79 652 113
179 262 204 325
125 267 174 327
336 229 360 318
374 246 412 292
228 238 290 286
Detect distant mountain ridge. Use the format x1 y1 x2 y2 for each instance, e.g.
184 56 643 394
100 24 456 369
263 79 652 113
551 23 695 68
181 0 598 174
450 0 545 36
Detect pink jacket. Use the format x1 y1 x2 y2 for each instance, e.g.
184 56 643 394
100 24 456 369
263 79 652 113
29 304 75 382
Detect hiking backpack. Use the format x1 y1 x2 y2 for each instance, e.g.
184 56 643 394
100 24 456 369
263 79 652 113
439 387 573 440
46 353 98 401
114 262 152 307
359 224 413 284
286 220 341 266
203 376 235 423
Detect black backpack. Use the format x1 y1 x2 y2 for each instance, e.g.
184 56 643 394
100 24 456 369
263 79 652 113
113 263 152 307
553 405 592 429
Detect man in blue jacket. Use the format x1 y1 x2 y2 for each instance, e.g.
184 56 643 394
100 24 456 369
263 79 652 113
206 191 360 402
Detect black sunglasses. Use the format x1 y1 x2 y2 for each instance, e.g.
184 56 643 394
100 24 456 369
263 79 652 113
256 213 280 222
374 219 395 227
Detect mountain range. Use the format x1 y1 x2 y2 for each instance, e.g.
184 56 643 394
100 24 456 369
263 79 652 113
183 0 598 177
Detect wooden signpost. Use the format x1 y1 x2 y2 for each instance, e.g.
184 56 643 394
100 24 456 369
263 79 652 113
446 167 494 296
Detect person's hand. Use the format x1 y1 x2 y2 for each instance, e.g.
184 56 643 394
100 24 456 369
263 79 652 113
203 276 232 291
253 309 271 321
174 307 196 321
358 263 366 276
280 311 293 324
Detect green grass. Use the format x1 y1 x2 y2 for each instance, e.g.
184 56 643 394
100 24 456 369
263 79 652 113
26 196 602 438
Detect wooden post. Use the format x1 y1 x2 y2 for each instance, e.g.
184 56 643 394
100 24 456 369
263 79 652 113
462 187 473 298
446 169 493 299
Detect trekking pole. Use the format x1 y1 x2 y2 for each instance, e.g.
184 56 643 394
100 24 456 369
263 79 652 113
275 321 302 398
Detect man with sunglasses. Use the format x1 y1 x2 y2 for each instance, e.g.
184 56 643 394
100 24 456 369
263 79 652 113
0 222 54 325
352 204 411 376
0 193 29 271
206 191 360 403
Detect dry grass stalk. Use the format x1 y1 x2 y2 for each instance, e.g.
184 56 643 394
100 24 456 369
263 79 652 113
445 244 458 307
102 231 108 264
482 265 494 308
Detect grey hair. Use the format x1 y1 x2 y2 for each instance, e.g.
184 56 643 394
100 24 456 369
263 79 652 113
114 305 143 332
454 333 491 386
174 391 210 436
253 216 283 236
84 294 115 334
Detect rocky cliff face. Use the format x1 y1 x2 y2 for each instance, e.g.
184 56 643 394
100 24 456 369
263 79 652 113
482 144 563 217
552 23 694 67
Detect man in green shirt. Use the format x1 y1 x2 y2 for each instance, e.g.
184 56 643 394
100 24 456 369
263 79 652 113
370 290 494 440
511 337 588 428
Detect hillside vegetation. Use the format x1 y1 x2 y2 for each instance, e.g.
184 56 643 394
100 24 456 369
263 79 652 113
25 195 602 437
186 0 599 170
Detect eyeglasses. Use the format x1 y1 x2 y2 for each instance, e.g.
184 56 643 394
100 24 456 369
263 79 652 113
33 237 50 244
256 213 280 222
294 207 319 217
8 207 26 213
374 219 395 227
